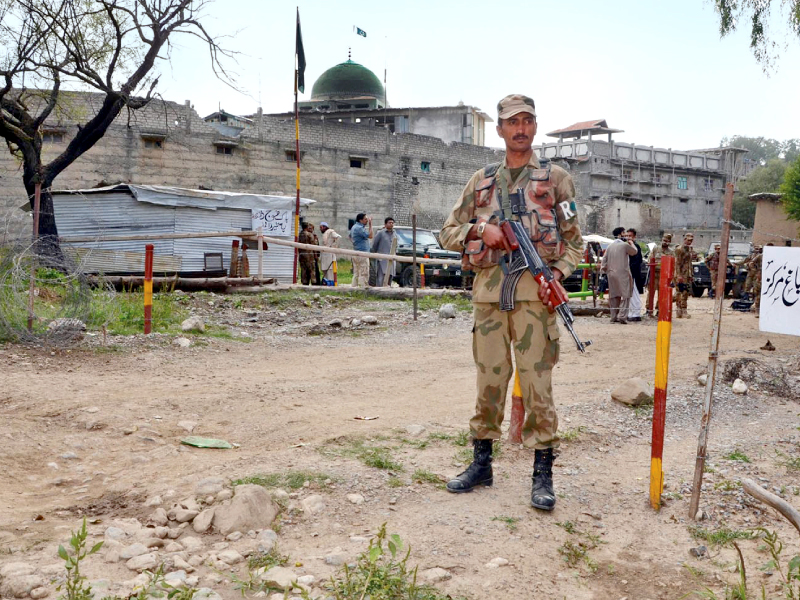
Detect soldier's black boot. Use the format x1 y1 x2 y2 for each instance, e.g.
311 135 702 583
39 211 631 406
446 439 493 493
531 448 556 511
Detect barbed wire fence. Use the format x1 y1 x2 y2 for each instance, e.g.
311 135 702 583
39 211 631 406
0 207 121 347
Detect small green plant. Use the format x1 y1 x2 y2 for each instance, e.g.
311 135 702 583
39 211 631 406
428 432 454 442
491 516 519 531
776 449 800 471
411 294 472 313
689 526 754 548
412 469 442 485
560 426 587 442
56 518 103 600
722 450 751 463
129 566 198 600
328 524 454 600
247 546 290 571
320 438 404 472
556 520 577 534
555 521 602 574
388 476 404 488
453 431 470 447
714 480 742 492
232 471 334 491
400 438 429 450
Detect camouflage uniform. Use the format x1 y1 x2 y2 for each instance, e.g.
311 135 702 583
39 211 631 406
743 249 760 297
651 238 674 311
705 249 721 298
298 229 316 285
751 252 763 311
674 239 694 317
439 155 583 449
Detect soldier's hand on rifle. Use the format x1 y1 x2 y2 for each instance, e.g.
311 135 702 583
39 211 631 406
480 223 514 255
538 269 566 313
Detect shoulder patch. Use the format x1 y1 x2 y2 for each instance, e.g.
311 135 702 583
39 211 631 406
484 162 501 178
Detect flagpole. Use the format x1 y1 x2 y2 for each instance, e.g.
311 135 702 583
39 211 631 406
293 10 302 285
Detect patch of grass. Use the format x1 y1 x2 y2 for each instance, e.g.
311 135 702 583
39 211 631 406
713 479 742 492
491 516 519 531
232 471 334 490
776 449 800 471
556 520 577 534
400 438 429 450
704 464 717 474
453 430 470 447
558 539 598 573
663 491 684 501
91 291 188 335
247 546 289 571
328 523 460 600
321 437 404 472
387 476 404 488
412 469 442 485
689 526 754 547
634 404 654 418
428 432 454 442
411 294 472 313
560 426 587 442
722 449 751 463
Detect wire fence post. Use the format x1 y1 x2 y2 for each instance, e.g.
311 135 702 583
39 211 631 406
257 226 264 283
144 244 154 334
689 182 735 519
650 254 675 510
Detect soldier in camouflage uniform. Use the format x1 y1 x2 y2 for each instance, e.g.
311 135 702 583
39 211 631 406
743 246 761 300
704 243 731 299
674 233 694 318
439 94 583 511
298 222 317 286
651 233 674 313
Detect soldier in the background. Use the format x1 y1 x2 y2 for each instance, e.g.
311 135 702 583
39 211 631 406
298 222 316 285
674 233 694 318
651 233 674 312
704 243 731 299
743 245 761 300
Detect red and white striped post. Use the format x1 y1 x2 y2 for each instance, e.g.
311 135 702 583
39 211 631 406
650 255 675 510
144 244 154 335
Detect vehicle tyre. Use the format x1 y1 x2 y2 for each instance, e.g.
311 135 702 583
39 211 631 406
368 260 377 287
401 265 421 288
691 284 705 298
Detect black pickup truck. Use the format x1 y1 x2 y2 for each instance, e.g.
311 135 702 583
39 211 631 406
369 226 471 288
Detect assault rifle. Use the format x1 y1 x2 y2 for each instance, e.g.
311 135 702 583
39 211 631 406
497 192 592 353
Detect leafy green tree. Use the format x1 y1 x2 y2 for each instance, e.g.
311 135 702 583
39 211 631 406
714 0 800 70
780 155 800 221
720 135 800 165
732 159 787 227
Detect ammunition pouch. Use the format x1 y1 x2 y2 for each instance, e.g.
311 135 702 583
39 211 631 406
463 239 501 270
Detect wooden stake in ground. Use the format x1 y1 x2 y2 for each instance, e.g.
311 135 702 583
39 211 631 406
689 182 735 519
143 244 154 334
257 227 264 282
650 255 675 510
412 214 418 321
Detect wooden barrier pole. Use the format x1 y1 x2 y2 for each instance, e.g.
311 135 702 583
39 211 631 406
27 182 41 332
646 253 656 316
650 254 675 510
508 371 524 444
689 182 735 519
144 244 154 334
412 214 418 321
257 227 264 282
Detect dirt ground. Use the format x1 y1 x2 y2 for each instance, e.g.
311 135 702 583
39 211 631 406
1 290 800 600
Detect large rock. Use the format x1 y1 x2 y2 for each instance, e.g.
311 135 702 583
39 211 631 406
611 377 653 406
212 485 279 535
419 567 451 583
0 574 45 598
181 316 205 333
195 477 225 497
125 553 158 572
120 543 150 560
301 495 325 514
438 304 457 319
193 508 216 533
257 566 297 590
732 378 748 394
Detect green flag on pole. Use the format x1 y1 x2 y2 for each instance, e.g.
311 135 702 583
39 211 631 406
296 9 306 93
356 26 367 37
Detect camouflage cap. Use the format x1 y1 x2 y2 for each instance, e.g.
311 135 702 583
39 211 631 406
662 233 672 242
683 232 694 240
497 94 536 120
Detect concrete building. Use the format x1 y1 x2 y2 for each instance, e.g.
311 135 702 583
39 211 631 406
539 120 748 236
749 193 798 247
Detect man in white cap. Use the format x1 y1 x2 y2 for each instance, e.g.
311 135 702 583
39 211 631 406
319 222 341 284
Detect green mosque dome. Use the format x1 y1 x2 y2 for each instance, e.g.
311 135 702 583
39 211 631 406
310 59 385 102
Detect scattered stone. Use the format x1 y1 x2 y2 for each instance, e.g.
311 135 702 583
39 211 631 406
216 489 233 502
258 530 278 543
0 563 36 578
695 509 709 521
0 573 46 599
297 575 315 586
145 496 163 507
173 337 192 348
404 424 426 437
350 318 362 327
46 318 86 340
760 340 775 351
176 420 197 433
143 538 164 549
173 509 199 523
346 493 365 505
196 477 226 497
126 553 158 572
104 527 128 541
420 567 451 583
226 531 243 542
212 485 279 535
485 557 509 569
611 378 653 407
328 319 343 328
732 379 748 394
193 508 216 533
172 556 193 572
690 545 707 558
181 316 205 333
148 508 169 527
154 527 169 539
697 374 708 386
301 495 326 514
193 589 224 600
271 489 290 502
180 537 204 552
438 304 457 319
120 543 150 560
164 570 187 583
165 542 184 553
324 549 347 566
257 566 297 590
362 315 378 325
61 452 79 460
30 588 49 599
218 549 244 565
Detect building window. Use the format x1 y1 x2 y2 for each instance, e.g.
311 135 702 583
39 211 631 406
679 197 689 203
706 200 715 205
420 161 431 173
623 170 633 182
652 173 663 184
677 176 688 190
144 139 163 149
42 132 64 143
350 158 365 169
703 178 714 191
285 150 304 162
216 146 233 155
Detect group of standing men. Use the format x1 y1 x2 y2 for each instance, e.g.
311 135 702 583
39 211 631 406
347 213 398 288
600 227 646 323
298 221 342 285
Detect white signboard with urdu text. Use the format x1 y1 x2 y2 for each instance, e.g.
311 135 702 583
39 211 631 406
252 209 292 237
759 246 800 337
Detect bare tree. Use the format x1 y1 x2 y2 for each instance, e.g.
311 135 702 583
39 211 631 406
0 0 233 256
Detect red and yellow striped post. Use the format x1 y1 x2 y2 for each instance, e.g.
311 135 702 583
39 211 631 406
144 244 154 335
508 371 524 444
645 252 657 316
650 255 675 510
420 254 427 288
333 259 338 286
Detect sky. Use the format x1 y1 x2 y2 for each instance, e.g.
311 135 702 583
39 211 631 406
157 0 800 151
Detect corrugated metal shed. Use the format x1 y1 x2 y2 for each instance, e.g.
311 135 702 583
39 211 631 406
52 184 315 283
